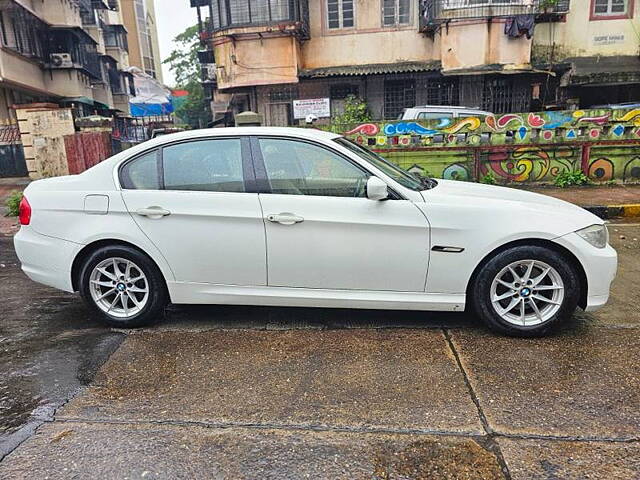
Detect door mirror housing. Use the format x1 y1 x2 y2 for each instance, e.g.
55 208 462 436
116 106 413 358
366 176 389 201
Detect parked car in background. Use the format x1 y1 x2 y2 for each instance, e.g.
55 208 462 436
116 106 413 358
590 102 640 110
400 105 493 120
14 128 616 337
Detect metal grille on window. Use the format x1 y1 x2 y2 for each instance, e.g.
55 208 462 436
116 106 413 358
594 0 626 13
327 0 354 29
384 79 416 119
330 84 359 117
210 0 293 28
383 0 410 26
482 77 530 114
425 79 459 105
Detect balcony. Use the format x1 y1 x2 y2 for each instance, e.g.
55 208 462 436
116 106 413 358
420 0 570 30
47 27 102 79
0 1 49 63
198 0 309 38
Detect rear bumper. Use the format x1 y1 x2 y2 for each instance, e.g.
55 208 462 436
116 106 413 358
554 232 618 312
13 227 79 293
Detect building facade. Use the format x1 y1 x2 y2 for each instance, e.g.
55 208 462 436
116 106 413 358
121 0 163 81
0 0 163 125
191 0 640 126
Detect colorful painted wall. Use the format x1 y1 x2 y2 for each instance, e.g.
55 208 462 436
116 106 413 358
337 109 640 184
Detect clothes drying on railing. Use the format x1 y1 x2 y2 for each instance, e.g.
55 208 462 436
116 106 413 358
504 14 536 39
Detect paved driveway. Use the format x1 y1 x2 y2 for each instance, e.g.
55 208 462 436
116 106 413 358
0 226 639 479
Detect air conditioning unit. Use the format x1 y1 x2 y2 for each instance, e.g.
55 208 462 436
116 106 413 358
50 53 73 68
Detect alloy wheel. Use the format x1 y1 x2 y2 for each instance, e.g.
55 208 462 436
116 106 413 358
89 257 149 319
490 259 564 327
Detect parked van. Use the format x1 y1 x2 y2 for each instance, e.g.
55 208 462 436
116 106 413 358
400 106 493 121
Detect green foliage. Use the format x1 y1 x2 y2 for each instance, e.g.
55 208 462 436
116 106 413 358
539 0 559 8
332 96 372 131
5 191 23 217
554 170 591 188
480 171 497 185
163 25 210 129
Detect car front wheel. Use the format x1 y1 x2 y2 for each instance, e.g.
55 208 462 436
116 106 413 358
471 245 580 337
79 245 168 328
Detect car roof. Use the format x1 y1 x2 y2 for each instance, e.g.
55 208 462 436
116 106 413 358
139 126 341 148
411 105 485 111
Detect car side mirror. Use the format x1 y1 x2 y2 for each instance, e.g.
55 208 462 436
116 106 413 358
366 176 389 201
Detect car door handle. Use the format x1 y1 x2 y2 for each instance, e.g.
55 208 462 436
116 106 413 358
136 207 171 219
266 213 304 225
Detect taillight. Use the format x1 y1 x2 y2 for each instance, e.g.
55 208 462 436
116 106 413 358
19 196 31 225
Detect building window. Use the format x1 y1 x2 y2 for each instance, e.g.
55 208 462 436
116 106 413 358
384 79 415 119
330 84 359 116
425 79 459 106
327 0 354 29
591 0 630 18
481 77 531 114
382 0 411 27
210 0 294 29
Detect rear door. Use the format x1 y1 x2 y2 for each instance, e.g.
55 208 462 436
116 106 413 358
120 137 267 286
253 136 430 292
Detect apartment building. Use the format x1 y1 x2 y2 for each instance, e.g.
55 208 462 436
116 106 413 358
0 0 162 124
120 0 163 81
191 0 640 126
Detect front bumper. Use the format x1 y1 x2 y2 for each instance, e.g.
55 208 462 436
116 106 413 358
13 227 79 293
554 232 618 312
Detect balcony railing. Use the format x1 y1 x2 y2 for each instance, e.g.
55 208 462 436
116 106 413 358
48 28 102 79
103 24 129 51
420 0 570 29
198 0 309 36
0 1 48 62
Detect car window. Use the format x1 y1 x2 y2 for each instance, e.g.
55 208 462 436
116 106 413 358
417 112 453 120
162 139 245 192
334 138 424 191
259 138 369 197
120 150 160 190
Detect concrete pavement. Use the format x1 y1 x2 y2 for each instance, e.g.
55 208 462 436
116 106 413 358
0 226 639 479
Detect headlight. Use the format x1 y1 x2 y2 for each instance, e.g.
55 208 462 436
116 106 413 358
576 224 609 249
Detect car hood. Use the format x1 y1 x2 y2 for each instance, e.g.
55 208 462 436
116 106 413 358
421 179 603 234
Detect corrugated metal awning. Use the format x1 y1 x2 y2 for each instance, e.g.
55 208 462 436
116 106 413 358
299 62 441 78
568 56 640 86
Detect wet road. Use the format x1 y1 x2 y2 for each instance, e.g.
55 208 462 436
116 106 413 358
0 237 125 459
0 226 639 479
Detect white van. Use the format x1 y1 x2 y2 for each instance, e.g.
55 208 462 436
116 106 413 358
400 105 493 120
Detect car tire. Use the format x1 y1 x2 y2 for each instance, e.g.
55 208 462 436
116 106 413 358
471 245 580 337
79 245 168 328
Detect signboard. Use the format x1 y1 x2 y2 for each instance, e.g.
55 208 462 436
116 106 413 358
593 34 624 46
293 98 331 120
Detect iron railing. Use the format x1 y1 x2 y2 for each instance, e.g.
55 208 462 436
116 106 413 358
0 1 48 62
103 24 129 50
420 0 570 28
48 28 101 79
200 0 309 34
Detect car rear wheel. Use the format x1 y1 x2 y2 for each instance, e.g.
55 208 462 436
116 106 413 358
471 245 580 337
79 245 168 328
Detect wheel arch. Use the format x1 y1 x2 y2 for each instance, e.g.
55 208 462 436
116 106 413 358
465 238 588 310
71 239 170 294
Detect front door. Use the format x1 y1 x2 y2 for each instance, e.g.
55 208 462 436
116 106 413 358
254 137 430 292
120 137 267 286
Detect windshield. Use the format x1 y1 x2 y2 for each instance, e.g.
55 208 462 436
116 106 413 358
334 137 425 191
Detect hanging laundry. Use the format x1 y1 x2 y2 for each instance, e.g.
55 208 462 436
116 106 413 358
504 14 536 39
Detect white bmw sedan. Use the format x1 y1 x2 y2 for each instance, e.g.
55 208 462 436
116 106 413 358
14 127 617 336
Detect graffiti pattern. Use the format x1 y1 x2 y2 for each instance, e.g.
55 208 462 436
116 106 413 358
341 108 640 184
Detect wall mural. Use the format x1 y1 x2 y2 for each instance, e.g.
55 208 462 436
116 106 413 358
339 108 640 183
